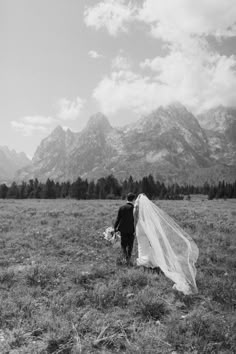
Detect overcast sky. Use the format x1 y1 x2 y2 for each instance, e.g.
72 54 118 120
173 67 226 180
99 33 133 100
1 0 236 157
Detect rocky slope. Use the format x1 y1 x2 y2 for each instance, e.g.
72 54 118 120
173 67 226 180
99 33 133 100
0 147 30 183
120 103 211 183
197 106 236 165
16 104 236 184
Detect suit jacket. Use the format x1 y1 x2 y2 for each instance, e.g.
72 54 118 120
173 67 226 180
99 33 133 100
114 202 135 234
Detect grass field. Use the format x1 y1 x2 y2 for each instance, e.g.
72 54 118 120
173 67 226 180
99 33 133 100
0 197 235 353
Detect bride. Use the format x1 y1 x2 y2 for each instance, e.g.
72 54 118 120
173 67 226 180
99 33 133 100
134 194 199 295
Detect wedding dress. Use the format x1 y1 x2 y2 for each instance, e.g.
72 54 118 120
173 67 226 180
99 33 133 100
134 194 199 295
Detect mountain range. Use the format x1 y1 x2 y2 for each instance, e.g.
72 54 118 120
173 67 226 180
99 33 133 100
0 147 30 183
13 103 236 185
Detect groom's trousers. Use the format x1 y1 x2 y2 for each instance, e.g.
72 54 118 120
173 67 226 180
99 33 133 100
120 233 135 262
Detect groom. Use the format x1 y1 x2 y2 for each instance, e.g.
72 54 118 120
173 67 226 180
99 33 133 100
114 192 136 265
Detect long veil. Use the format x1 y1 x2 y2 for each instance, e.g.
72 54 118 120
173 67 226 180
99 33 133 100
135 194 199 295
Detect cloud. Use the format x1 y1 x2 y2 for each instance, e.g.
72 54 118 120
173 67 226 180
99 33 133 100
94 48 236 114
11 120 49 136
88 50 104 59
56 97 85 121
111 55 132 70
11 115 56 137
138 0 236 43
91 0 236 113
137 0 236 112
93 69 174 114
11 97 85 137
84 0 136 36
85 0 236 40
21 116 55 125
141 50 236 112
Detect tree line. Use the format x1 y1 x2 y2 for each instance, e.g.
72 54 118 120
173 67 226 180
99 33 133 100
0 175 235 200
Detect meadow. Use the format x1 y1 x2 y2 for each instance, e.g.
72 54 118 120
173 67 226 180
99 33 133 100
0 197 235 353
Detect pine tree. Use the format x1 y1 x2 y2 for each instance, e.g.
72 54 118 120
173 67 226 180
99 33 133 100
18 181 28 199
61 182 70 198
127 176 134 193
70 177 88 199
55 182 61 198
141 177 149 196
41 179 56 199
96 178 106 199
104 175 121 198
7 182 19 199
156 180 161 197
208 185 216 200
87 181 96 199
121 179 128 199
147 174 157 198
203 181 210 195
26 179 35 198
0 184 8 199
159 183 167 199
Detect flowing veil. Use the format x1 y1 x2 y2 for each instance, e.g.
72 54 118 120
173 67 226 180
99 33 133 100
135 194 199 295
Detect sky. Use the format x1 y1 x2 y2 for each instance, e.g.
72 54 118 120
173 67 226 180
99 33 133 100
1 0 236 157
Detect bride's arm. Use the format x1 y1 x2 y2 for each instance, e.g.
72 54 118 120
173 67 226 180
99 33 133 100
133 203 139 230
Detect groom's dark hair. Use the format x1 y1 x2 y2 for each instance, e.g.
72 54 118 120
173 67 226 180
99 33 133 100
127 192 135 201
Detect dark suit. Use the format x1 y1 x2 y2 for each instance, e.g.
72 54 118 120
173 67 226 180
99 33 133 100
114 202 135 262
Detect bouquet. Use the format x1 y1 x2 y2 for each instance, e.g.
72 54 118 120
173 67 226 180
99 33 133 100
103 227 121 249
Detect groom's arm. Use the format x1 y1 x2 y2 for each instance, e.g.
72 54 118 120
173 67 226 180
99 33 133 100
114 207 121 231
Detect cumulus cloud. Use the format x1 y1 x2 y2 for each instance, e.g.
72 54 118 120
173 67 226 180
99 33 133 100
85 0 236 40
138 0 236 43
93 69 174 114
141 50 236 112
91 0 236 113
94 51 236 114
84 0 136 36
137 0 236 112
56 97 84 121
11 120 49 136
88 50 104 59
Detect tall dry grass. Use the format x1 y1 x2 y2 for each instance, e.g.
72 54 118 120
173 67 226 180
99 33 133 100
0 197 235 353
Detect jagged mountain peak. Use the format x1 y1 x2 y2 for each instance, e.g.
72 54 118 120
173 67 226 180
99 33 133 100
65 127 75 137
0 146 29 160
197 105 236 132
145 102 193 120
85 112 111 131
163 101 187 111
14 104 236 184
0 146 17 157
0 145 12 153
199 105 236 117
160 102 196 119
51 125 65 137
202 105 236 114
197 105 236 153
135 102 200 134
0 146 31 182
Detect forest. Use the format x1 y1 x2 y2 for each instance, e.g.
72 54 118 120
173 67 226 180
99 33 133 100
0 175 235 200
